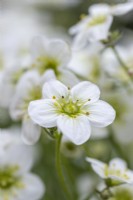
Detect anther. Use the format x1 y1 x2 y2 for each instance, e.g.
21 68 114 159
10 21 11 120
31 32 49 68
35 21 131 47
62 96 64 98
88 99 91 101
68 87 70 90
86 112 90 115
52 96 56 99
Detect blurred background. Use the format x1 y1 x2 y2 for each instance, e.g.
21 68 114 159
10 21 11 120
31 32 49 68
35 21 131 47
1 0 133 200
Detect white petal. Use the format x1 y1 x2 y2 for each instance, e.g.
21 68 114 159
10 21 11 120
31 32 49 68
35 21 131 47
109 158 127 171
31 36 48 59
89 4 110 15
126 170 133 184
10 71 41 120
85 100 116 127
41 69 56 83
22 118 41 145
3 144 34 175
71 81 100 104
58 69 79 87
47 39 71 65
111 3 133 16
86 157 106 178
28 99 59 128
17 173 45 200
57 115 91 145
87 15 113 42
42 80 69 99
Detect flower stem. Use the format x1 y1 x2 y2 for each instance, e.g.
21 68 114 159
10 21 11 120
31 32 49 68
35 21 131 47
110 46 132 82
55 133 72 200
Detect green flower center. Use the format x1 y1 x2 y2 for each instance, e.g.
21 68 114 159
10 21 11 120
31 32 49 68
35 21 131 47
63 103 79 115
0 166 20 189
36 56 59 75
88 15 106 27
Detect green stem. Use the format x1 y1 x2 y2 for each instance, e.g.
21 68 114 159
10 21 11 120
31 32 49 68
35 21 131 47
55 133 72 200
110 46 132 82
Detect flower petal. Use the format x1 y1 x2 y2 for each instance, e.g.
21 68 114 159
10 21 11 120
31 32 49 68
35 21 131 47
71 81 100 104
109 158 127 171
28 99 59 128
42 80 69 99
58 69 79 87
86 157 106 178
111 3 133 16
57 115 91 145
47 39 71 65
85 100 116 127
22 118 41 145
17 173 45 200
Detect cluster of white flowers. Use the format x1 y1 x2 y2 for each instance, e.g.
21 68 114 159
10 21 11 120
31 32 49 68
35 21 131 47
1 1 133 199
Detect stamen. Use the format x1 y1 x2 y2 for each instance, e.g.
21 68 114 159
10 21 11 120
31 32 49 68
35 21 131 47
62 96 64 99
88 99 91 101
52 96 56 99
86 112 90 115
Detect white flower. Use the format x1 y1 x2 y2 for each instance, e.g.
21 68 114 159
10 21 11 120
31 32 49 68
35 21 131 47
69 2 133 49
69 11 113 48
10 70 48 145
89 2 133 16
28 80 115 145
31 36 79 87
68 43 103 82
0 132 45 200
86 157 133 184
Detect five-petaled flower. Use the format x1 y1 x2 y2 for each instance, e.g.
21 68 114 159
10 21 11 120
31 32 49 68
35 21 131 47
28 80 115 145
86 157 133 185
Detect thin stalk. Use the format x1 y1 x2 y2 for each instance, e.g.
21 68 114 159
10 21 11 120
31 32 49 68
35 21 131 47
110 46 132 82
55 133 72 200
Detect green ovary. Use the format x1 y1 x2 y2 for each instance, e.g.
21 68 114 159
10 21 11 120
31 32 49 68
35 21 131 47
88 15 106 27
0 166 20 189
62 102 80 117
36 56 59 75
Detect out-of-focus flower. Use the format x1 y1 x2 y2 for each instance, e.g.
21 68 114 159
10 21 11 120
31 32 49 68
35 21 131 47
31 36 79 87
9 71 48 145
68 44 103 83
28 80 115 145
89 2 133 16
101 48 133 85
69 13 113 48
0 132 45 200
86 157 133 185
69 2 133 49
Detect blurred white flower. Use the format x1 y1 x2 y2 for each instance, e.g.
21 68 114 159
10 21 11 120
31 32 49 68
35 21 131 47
86 157 133 185
28 80 115 145
9 71 48 145
69 2 133 49
31 36 79 87
68 43 103 82
89 2 133 16
0 132 45 200
101 46 133 83
0 65 28 108
69 13 113 48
